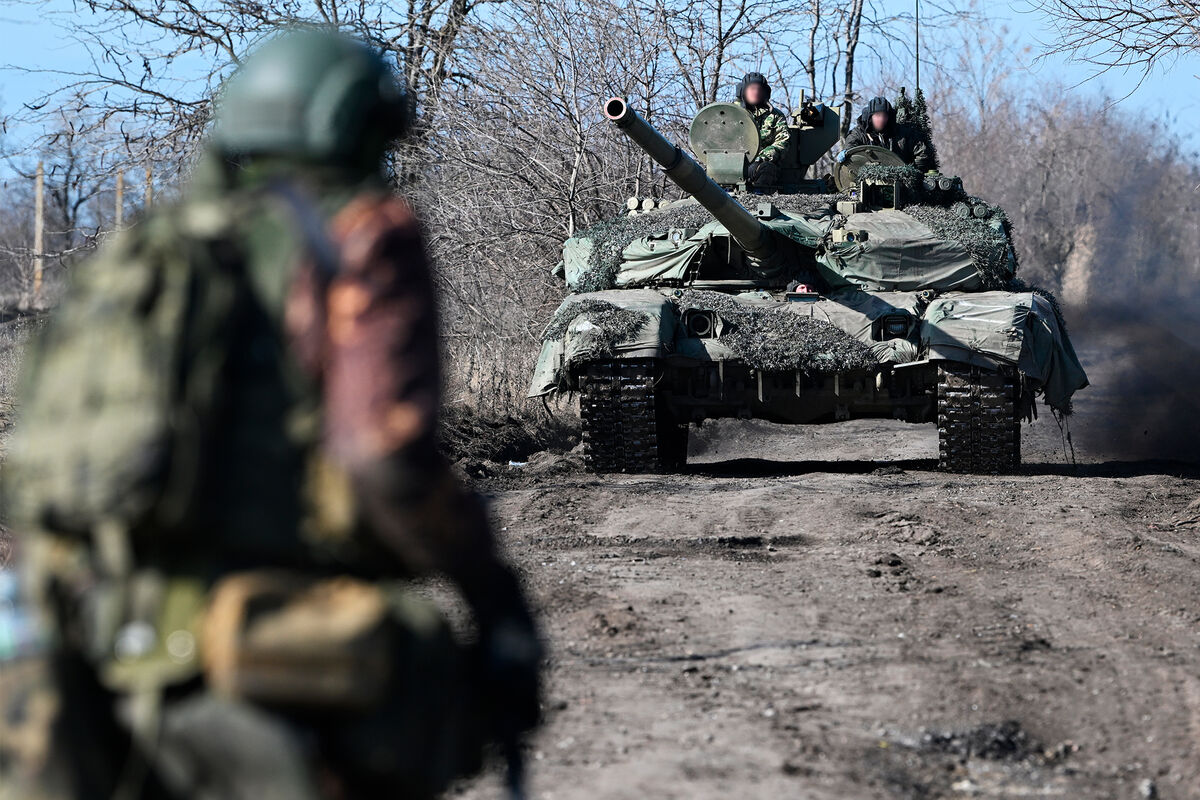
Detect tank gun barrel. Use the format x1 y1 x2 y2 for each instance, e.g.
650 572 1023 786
603 97 783 278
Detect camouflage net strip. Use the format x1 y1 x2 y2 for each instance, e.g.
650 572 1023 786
670 289 878 373
541 298 653 357
733 190 843 216
571 205 716 293
856 163 974 206
856 164 925 194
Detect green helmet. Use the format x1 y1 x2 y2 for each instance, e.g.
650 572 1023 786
212 28 411 166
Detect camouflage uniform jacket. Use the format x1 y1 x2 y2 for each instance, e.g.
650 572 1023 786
134 172 494 583
12 161 508 601
0 172 506 800
749 105 790 163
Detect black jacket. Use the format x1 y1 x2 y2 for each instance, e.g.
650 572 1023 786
844 99 932 173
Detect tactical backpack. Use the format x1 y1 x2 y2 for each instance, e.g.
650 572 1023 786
5 198 253 541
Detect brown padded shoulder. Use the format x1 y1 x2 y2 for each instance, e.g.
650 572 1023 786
330 193 419 243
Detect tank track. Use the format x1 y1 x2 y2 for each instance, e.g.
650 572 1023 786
937 363 1021 474
579 359 686 473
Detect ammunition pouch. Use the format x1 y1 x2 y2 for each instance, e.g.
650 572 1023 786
88 565 396 714
202 571 394 711
40 563 486 797
200 571 486 796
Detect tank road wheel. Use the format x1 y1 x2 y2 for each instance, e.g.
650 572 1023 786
936 363 1021 474
579 359 688 474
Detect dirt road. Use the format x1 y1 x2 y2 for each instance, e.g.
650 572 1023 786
457 410 1200 799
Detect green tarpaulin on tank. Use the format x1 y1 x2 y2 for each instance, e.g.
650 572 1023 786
816 210 983 291
810 288 929 349
566 208 995 293
529 286 1088 411
528 290 676 397
613 230 707 286
922 291 1088 409
564 213 830 292
610 211 826 286
561 236 596 289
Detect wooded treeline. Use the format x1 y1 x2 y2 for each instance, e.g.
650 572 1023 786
1 0 1198 411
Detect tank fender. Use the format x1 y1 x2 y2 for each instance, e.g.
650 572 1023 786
527 290 678 397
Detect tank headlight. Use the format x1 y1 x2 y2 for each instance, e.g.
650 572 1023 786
875 313 913 341
684 309 719 339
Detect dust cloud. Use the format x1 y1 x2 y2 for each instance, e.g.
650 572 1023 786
1064 291 1200 464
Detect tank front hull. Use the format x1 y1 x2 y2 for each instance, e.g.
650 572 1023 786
530 286 1084 473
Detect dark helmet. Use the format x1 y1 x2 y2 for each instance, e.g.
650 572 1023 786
859 96 895 128
736 72 772 105
212 28 412 167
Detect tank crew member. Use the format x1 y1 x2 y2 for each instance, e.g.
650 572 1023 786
843 95 933 172
0 28 541 800
737 72 790 189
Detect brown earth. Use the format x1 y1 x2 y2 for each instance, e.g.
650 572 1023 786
456 389 1200 798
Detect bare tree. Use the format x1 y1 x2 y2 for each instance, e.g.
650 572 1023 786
0 101 144 301
645 0 797 108
417 0 676 406
1031 0 1200 80
933 24 1200 302
2 0 492 175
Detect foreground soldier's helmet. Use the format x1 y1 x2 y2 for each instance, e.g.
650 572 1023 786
212 28 411 167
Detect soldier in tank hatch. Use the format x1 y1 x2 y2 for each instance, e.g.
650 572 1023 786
842 95 933 172
736 72 791 189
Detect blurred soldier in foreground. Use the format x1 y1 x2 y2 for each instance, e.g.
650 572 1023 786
0 28 540 800
736 72 790 189
842 95 933 172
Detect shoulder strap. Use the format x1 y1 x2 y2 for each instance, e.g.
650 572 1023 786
262 180 341 286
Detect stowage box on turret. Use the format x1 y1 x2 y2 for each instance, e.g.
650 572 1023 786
529 96 1088 474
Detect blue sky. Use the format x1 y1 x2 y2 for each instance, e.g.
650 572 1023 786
995 2 1200 146
3 0 1199 150
1 0 95 112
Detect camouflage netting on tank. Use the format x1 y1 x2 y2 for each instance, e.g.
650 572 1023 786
902 204 1016 289
571 205 720 293
728 191 842 216
572 193 844 292
571 186 1023 293
541 298 652 352
856 164 924 194
669 289 878 373
856 164 966 206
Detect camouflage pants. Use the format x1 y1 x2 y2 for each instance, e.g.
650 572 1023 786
0 592 485 800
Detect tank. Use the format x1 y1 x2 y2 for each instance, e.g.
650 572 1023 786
529 96 1088 474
